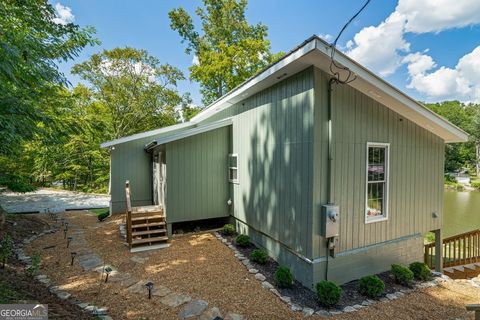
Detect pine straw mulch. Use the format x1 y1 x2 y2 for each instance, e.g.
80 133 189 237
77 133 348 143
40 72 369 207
24 211 480 320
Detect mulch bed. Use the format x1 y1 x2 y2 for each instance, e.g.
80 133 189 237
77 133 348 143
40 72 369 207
0 214 95 319
225 232 415 310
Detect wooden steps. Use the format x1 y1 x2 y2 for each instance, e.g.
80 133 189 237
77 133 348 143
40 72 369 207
444 263 480 279
125 181 170 252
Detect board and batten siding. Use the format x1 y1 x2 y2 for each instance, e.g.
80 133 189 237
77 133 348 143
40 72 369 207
312 68 445 258
165 126 230 223
109 126 191 214
226 67 315 258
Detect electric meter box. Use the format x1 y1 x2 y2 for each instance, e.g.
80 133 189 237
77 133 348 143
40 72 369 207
321 204 339 238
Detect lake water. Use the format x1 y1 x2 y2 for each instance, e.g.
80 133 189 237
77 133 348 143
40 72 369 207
444 190 480 238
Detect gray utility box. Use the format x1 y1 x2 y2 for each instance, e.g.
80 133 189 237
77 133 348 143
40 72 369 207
321 204 339 238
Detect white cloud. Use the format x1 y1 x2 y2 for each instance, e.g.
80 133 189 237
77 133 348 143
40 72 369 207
404 46 480 102
192 55 199 66
347 11 409 76
396 0 480 33
52 3 75 25
319 33 333 42
346 0 480 77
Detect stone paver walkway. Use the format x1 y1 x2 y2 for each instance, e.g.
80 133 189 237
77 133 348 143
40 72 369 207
0 188 109 213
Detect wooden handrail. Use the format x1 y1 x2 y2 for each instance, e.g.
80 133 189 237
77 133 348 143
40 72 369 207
125 180 132 248
424 229 480 269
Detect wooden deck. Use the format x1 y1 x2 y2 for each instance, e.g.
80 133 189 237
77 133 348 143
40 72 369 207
425 229 480 278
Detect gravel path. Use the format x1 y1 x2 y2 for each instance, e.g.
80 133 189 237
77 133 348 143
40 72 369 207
0 188 109 213
24 212 480 319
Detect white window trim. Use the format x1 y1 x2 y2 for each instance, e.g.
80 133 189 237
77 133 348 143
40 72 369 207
365 142 390 224
229 153 239 184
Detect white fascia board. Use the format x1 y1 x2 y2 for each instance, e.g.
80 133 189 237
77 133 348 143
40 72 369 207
191 40 317 123
147 117 233 148
100 122 194 148
313 39 469 143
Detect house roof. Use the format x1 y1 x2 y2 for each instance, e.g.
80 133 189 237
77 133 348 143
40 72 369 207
145 117 233 151
101 35 468 148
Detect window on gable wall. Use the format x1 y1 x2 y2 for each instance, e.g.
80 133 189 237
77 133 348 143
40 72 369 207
366 143 389 223
229 154 239 183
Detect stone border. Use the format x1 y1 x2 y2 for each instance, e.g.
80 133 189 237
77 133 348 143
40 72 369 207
214 232 454 317
13 223 113 320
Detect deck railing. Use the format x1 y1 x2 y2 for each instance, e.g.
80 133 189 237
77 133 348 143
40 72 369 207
424 229 480 269
125 180 132 248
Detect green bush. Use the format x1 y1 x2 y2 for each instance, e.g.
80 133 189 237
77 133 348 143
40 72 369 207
444 174 456 184
316 280 342 307
409 262 431 281
0 236 13 268
97 211 109 222
274 266 294 288
222 224 235 235
471 180 480 190
359 275 385 298
0 175 36 193
391 264 414 285
235 234 250 247
26 253 41 277
250 249 268 264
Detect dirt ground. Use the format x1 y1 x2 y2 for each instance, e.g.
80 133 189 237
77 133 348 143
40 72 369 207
0 214 95 319
19 212 480 319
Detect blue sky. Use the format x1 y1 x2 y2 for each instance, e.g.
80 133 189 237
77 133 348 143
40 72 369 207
53 0 480 105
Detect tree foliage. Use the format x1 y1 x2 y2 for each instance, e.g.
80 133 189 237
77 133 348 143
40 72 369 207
0 0 98 156
425 101 480 174
72 47 189 139
169 0 283 105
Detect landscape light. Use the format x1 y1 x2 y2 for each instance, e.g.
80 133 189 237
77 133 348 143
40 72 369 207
70 252 77 266
67 237 72 248
145 282 154 299
64 222 69 231
104 266 112 283
63 228 67 239
61 218 65 226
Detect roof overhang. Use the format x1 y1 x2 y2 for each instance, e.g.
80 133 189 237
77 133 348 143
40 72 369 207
191 36 468 143
145 117 233 151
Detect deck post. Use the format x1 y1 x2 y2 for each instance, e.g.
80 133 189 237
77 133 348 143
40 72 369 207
167 223 173 237
466 305 480 320
434 228 443 272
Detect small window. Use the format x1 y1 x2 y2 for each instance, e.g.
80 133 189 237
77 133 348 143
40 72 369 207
366 143 389 223
229 154 239 183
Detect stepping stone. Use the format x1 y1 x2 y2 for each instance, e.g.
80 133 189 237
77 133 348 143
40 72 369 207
152 286 171 297
78 254 103 270
199 307 222 320
303 307 314 316
290 304 302 312
178 300 208 319
130 256 149 264
118 276 137 287
56 291 71 300
254 273 266 281
160 293 192 308
343 306 356 313
77 303 88 309
127 280 151 294
248 268 258 274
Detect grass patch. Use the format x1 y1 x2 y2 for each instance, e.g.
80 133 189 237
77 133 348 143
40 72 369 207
0 282 24 303
89 208 109 216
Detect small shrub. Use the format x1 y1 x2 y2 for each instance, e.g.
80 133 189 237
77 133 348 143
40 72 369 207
359 275 385 298
26 253 41 277
409 262 431 281
471 180 480 190
0 236 13 268
250 249 268 264
222 224 235 235
97 211 109 222
235 234 250 247
316 280 342 307
444 174 456 184
455 183 465 191
274 266 294 288
391 264 414 285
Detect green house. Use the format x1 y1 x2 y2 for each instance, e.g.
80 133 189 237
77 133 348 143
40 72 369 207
101 36 468 288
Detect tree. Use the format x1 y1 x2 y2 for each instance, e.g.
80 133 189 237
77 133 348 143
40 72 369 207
169 0 283 105
72 47 189 139
425 101 480 174
0 0 97 156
